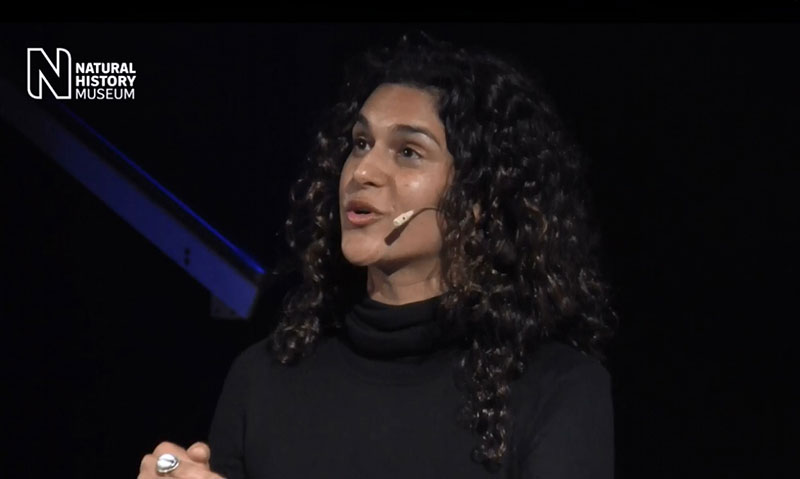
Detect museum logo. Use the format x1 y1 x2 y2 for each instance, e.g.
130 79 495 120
27 47 136 101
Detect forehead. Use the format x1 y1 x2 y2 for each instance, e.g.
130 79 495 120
357 84 443 131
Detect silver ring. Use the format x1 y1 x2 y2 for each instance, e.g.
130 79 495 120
156 453 180 475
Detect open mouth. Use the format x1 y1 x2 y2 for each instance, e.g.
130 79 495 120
346 210 381 226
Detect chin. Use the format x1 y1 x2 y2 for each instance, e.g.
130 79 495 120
341 241 385 267
342 254 380 268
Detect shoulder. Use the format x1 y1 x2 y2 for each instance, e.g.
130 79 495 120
227 337 273 375
525 340 609 385
510 341 615 476
512 340 612 423
215 338 272 397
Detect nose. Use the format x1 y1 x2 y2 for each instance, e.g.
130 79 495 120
352 146 389 187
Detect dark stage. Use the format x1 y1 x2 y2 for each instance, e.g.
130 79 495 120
1 23 795 478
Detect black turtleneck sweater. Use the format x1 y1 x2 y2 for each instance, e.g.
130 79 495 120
208 295 613 479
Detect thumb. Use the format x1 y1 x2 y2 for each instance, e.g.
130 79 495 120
186 441 211 465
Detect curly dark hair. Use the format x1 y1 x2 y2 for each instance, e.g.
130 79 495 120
267 31 619 472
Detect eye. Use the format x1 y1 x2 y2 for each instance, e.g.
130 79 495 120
350 136 422 161
400 146 422 160
353 137 369 151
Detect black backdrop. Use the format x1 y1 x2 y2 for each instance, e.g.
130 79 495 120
1 23 796 478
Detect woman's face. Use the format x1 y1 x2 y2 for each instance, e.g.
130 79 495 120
339 83 454 272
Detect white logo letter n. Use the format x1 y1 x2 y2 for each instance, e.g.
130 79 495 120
27 48 72 100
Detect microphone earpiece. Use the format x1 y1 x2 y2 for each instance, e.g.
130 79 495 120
393 209 415 227
392 207 440 228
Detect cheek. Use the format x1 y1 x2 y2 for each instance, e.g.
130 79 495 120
400 174 446 204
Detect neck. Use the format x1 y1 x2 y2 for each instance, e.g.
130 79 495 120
366 260 444 305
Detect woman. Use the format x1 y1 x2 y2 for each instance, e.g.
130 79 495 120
139 31 618 479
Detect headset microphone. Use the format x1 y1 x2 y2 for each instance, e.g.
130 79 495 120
392 207 438 228
392 209 415 227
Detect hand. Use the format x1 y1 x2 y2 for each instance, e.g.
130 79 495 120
138 441 225 479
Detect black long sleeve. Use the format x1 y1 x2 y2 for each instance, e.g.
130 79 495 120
208 296 613 479
517 361 614 478
208 351 249 479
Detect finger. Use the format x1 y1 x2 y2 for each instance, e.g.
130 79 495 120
148 442 196 478
152 440 188 459
140 453 154 473
186 441 211 464
140 451 212 479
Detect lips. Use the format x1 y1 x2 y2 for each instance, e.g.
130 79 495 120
345 211 381 226
345 198 382 215
344 198 383 227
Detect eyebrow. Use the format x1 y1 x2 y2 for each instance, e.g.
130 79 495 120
354 113 442 149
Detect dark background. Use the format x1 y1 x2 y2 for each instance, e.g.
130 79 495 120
1 23 796 478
